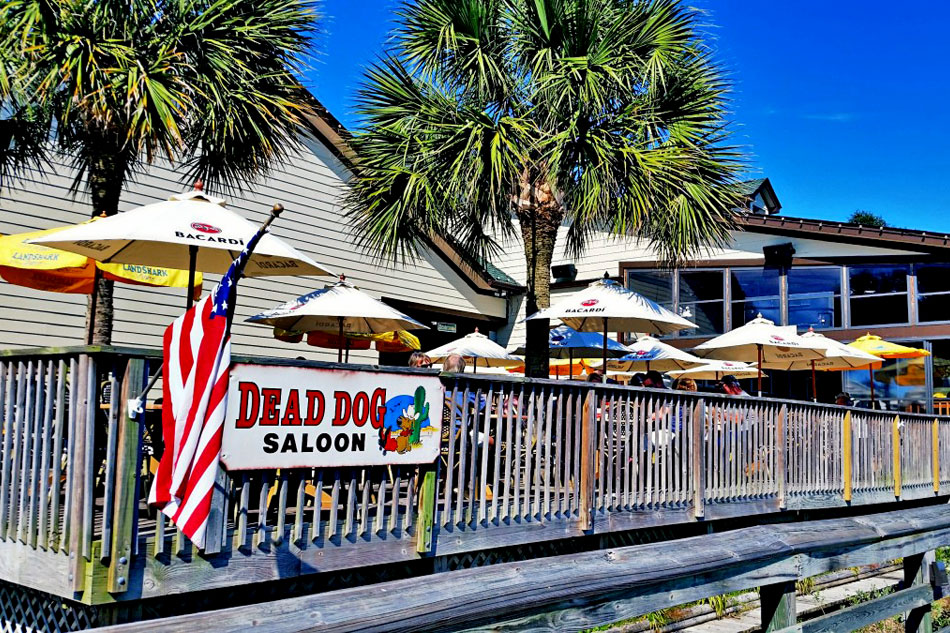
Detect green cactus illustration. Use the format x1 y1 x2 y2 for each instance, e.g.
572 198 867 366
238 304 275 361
410 385 429 445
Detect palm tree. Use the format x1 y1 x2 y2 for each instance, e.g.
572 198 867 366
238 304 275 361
0 0 318 343
346 0 744 376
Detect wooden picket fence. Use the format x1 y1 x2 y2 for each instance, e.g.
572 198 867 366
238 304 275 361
0 345 948 608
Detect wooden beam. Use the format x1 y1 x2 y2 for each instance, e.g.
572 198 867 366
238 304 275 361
776 405 787 510
894 415 902 499
904 551 934 633
843 411 853 503
761 581 796 632
415 467 436 554
933 419 940 495
107 359 146 593
773 584 932 633
691 398 705 519
90 504 950 633
578 392 595 531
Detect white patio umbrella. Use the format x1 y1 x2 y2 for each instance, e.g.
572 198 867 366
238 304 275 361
760 328 881 401
247 277 427 362
425 329 523 373
593 336 705 372
30 188 334 307
668 360 764 381
525 276 696 376
693 314 825 396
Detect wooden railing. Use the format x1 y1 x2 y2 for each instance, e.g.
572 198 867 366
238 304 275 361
0 346 948 607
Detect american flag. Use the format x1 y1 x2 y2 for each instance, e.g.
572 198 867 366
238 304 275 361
149 231 263 548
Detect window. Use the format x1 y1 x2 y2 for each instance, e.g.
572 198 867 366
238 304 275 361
916 263 950 323
626 270 673 309
843 339 926 411
679 270 724 335
787 267 842 329
849 264 909 326
731 268 781 326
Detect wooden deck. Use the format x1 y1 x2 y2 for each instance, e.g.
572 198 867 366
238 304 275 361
0 345 949 609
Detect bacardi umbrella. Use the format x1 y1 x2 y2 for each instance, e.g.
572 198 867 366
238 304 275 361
511 325 630 379
599 336 705 373
525 276 696 379
760 328 881 401
426 329 523 372
693 314 824 396
247 277 427 362
30 188 333 307
847 334 930 402
668 360 763 381
0 222 200 294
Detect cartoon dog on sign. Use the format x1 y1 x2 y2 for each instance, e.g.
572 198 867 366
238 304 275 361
378 386 430 455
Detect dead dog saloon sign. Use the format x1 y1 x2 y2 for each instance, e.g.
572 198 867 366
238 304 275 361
220 364 444 470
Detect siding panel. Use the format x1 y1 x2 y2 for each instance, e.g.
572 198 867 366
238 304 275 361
0 136 506 359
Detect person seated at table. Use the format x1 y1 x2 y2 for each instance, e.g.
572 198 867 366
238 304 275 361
443 353 465 373
587 369 617 384
835 392 853 407
629 373 647 387
672 377 698 392
643 370 666 389
718 375 749 397
408 351 433 368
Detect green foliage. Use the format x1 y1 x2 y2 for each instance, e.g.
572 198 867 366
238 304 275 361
705 593 730 618
345 0 745 268
847 585 894 607
0 0 319 192
796 576 816 596
848 210 887 228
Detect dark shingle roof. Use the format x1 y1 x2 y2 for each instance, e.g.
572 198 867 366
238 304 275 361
736 178 767 196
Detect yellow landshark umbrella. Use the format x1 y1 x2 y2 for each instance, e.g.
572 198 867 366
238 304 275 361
0 221 201 295
847 334 930 402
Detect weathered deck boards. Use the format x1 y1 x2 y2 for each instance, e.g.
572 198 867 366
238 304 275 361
89 504 950 633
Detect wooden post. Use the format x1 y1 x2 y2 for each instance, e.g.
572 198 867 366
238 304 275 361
903 551 934 633
776 404 787 510
760 580 797 632
203 467 229 555
932 419 940 495
843 411 853 503
691 398 705 520
578 392 595 531
68 355 90 591
894 415 902 500
107 359 146 593
415 467 436 554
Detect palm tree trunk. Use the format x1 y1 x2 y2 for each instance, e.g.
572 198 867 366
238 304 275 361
518 178 562 378
86 152 126 345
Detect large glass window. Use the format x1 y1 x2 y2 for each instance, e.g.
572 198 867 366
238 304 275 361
626 270 673 309
849 264 909 326
679 270 724 335
916 263 950 323
731 268 781 326
934 340 950 415
787 267 842 329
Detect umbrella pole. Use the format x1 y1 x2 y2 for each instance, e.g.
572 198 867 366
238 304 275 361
757 344 763 397
602 318 608 384
186 244 198 309
85 265 100 345
869 363 875 403
337 317 344 364
569 349 574 380
811 360 817 403
473 358 477 375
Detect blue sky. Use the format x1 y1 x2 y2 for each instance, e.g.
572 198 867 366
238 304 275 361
306 1 950 232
